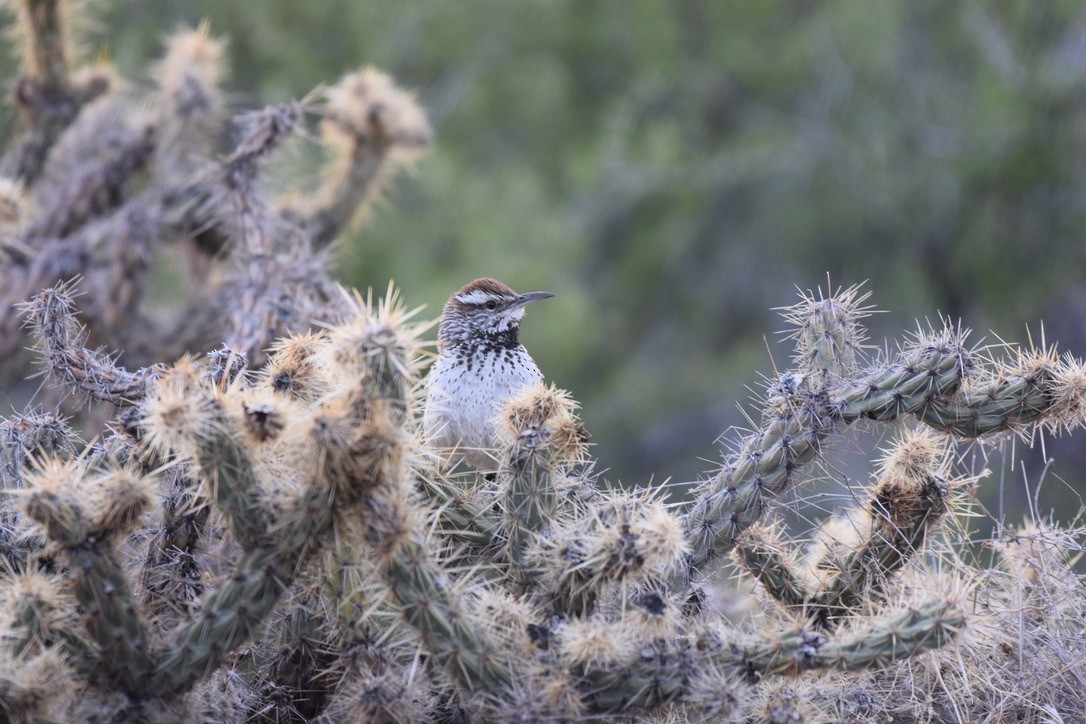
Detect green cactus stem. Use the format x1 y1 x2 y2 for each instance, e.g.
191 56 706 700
918 361 1059 437
577 599 963 714
734 536 810 609
686 332 970 571
418 473 501 548
502 426 561 571
363 491 512 697
24 486 156 695
192 423 269 548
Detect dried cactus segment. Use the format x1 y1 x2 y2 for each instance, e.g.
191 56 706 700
4 0 110 183
737 429 962 631
214 380 296 456
755 683 812 724
280 67 432 250
490 661 587 723
223 102 302 182
24 103 157 240
22 282 165 406
317 641 427 724
138 466 210 629
810 458 951 623
0 409 76 488
152 21 227 176
680 658 746 721
262 330 330 404
93 206 153 346
995 521 1082 604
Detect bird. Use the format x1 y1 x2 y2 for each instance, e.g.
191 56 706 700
424 277 554 471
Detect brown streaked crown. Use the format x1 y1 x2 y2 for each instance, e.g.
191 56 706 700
452 277 516 300
438 278 531 348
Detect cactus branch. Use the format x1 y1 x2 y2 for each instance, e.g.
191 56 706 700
419 473 501 548
810 471 950 628
502 426 561 571
24 482 156 696
3 0 110 183
577 599 963 714
22 283 164 406
734 531 811 609
686 328 970 571
918 349 1073 437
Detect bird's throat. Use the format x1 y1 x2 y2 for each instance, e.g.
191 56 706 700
463 326 520 353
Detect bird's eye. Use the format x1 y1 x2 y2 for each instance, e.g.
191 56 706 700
484 300 498 310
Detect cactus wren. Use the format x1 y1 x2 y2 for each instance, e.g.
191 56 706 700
424 278 554 470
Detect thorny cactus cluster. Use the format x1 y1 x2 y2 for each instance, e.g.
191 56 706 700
0 0 431 382
1 2 1086 722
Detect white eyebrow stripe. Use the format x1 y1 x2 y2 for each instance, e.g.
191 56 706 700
456 290 499 305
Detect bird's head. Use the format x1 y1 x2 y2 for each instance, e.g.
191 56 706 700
438 278 554 348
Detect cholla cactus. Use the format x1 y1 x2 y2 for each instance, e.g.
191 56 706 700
736 427 965 629
2 2 1086 722
4 266 1086 722
0 274 1002 721
0 0 433 377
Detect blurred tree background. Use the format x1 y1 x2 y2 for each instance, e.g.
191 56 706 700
4 0 1084 526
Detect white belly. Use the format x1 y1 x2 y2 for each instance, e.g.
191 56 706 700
424 346 543 469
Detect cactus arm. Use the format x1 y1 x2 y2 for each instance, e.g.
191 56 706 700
686 334 969 571
734 537 811 609
24 487 156 695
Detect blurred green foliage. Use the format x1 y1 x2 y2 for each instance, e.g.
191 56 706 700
8 0 1084 515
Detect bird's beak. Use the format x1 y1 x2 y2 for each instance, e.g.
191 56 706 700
512 291 555 309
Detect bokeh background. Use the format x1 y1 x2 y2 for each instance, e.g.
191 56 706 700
5 0 1085 528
